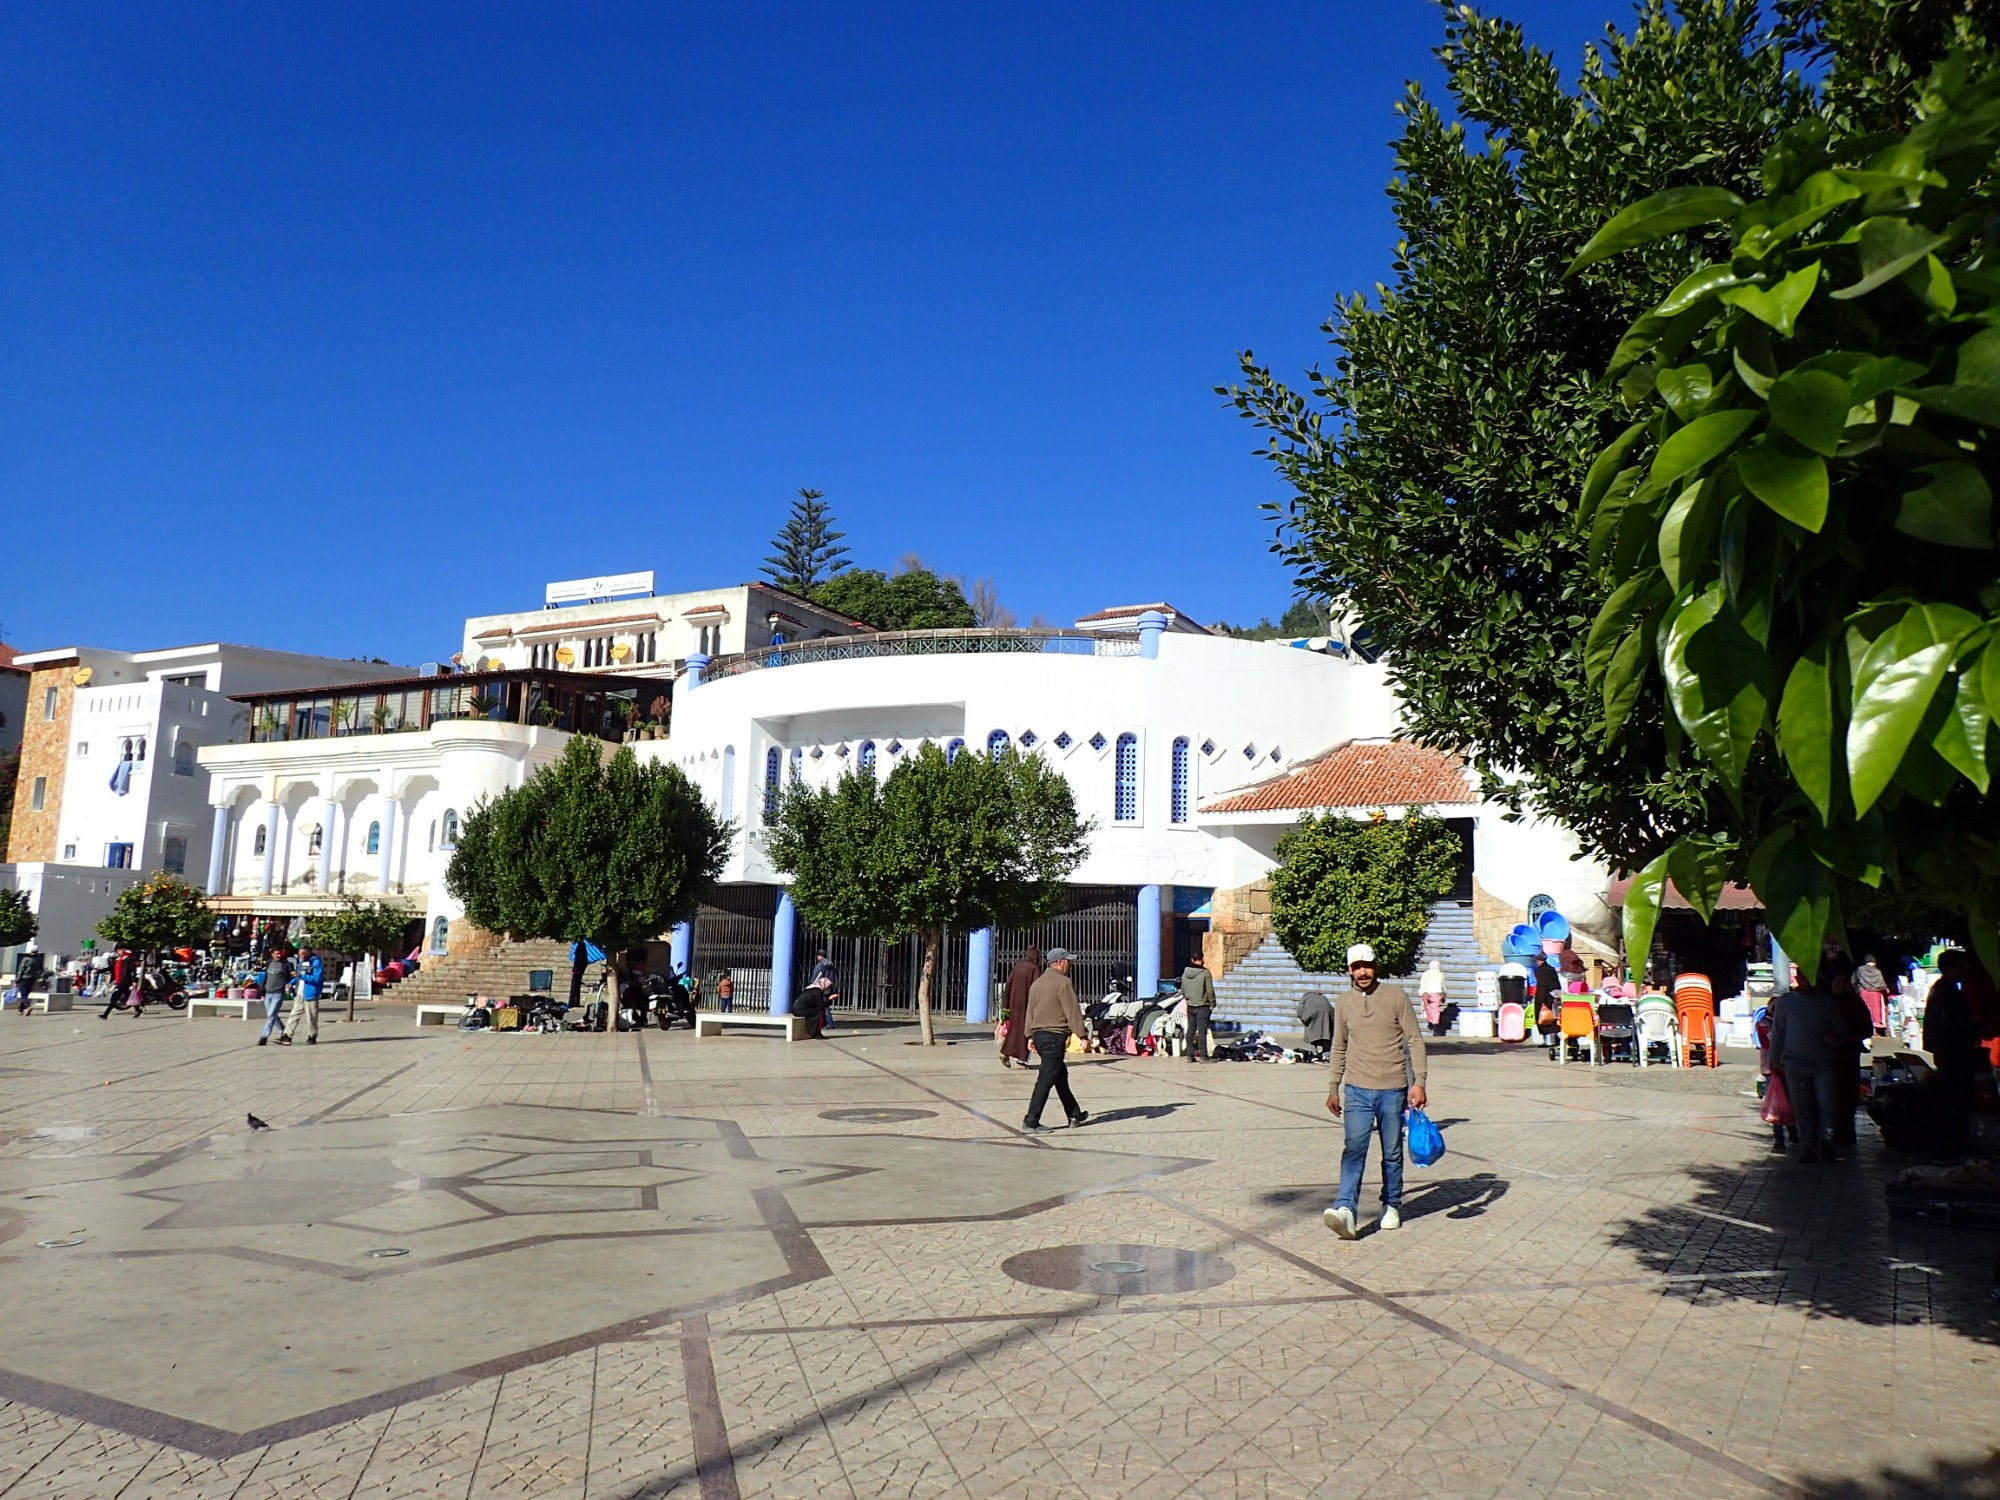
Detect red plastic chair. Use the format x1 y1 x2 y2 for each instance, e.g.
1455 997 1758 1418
1674 973 1718 1068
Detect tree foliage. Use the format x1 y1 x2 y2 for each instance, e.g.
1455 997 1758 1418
813 567 977 631
1577 47 2000 975
766 744 1090 1043
0 887 36 950
1228 2 1811 867
307 895 413 960
98 872 212 953
1270 813 1464 976
760 488 851 595
446 736 730 1014
1212 599 1334 640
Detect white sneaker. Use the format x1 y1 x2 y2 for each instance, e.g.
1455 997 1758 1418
1323 1205 1358 1240
1380 1206 1402 1231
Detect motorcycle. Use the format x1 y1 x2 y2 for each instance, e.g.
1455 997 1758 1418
100 962 188 1016
644 973 697 1030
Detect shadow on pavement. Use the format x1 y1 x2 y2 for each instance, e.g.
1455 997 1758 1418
1608 1156 2000 1346
1793 1448 2000 1497
1402 1170 1509 1220
1082 1102 1197 1126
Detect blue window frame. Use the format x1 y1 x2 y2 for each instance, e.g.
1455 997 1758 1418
858 740 876 774
763 747 782 822
1114 733 1139 822
1171 737 1190 823
365 821 381 855
720 746 736 817
789 747 804 782
946 738 965 764
987 729 1010 761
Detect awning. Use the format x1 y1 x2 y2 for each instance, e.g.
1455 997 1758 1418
1606 876 1762 912
210 895 416 919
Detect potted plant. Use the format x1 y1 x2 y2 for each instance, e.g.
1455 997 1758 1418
253 707 281 741
370 700 394 734
330 699 357 737
467 691 502 720
647 696 671 740
618 701 641 742
534 701 562 728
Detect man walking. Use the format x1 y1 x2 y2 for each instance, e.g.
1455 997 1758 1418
1324 943 1428 1239
12 942 45 1018
258 947 294 1047
1768 958 1851 1162
1021 947 1090 1134
281 948 325 1046
1179 950 1215 1062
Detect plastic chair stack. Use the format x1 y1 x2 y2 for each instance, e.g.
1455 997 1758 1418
1673 972 1719 1068
1635 996 1678 1067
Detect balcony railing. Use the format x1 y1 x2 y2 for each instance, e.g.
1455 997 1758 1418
700 629 1141 681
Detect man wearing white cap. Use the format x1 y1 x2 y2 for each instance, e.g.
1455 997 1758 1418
1323 942 1428 1240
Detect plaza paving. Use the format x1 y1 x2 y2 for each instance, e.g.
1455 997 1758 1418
1 1009 1995 1499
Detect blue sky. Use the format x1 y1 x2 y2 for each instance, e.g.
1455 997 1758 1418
3 1 1628 665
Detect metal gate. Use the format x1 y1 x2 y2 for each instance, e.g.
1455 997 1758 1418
992 885 1137 1009
691 886 778 1013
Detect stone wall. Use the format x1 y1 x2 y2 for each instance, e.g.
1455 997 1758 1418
5 663 74 863
1203 877 1272 979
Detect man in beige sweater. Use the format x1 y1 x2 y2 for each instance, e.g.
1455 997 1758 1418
1323 943 1428 1240
1021 948 1090 1133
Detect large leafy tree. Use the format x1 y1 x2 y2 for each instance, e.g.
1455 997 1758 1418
813 567 977 631
1575 47 2000 974
761 488 851 595
98 872 212 954
1271 812 1464 975
446 735 730 1020
1228 2 1812 867
307 895 416 1019
767 744 1090 1044
0 888 36 950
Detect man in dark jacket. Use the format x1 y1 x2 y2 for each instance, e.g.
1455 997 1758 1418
1769 959 1852 1162
1180 952 1215 1062
1021 949 1089 1133
258 949 294 1046
12 943 45 1018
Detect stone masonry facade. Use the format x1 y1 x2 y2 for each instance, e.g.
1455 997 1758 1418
4 660 75 863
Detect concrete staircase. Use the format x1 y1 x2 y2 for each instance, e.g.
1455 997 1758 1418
1213 899 1487 1032
376 938 577 1008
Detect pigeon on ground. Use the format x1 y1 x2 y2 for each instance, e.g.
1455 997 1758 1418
247 1113 271 1131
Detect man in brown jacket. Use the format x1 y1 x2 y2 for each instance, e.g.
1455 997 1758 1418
1021 948 1090 1133
1323 943 1428 1240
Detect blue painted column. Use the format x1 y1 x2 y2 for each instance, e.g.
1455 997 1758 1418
205 805 231 895
1770 933 1790 994
684 653 710 690
1136 610 1168 659
1137 883 1162 1000
769 892 796 1014
966 926 995 1024
670 921 693 979
378 798 398 893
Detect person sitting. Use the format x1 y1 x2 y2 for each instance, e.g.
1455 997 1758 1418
1297 989 1334 1060
791 975 833 1039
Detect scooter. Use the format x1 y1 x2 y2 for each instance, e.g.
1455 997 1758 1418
99 963 188 1017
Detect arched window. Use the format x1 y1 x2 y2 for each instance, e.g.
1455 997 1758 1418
440 809 459 848
763 747 782 822
987 730 1010 761
252 825 267 856
946 738 965 764
1114 733 1139 822
720 746 736 817
430 915 450 952
1170 737 1191 824
173 741 196 777
858 740 876 774
365 821 381 855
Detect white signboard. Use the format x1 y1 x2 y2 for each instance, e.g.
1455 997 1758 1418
545 571 655 607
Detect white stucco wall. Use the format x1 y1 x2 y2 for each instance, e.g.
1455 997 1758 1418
0 862 146 965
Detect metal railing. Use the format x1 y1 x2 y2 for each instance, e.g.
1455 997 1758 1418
700 629 1141 682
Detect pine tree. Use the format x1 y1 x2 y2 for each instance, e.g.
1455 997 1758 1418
760 488 851 595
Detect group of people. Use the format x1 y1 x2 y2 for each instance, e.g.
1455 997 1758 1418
253 945 326 1046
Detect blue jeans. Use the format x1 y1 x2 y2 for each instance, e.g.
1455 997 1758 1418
1337 1085 1406 1212
260 992 287 1041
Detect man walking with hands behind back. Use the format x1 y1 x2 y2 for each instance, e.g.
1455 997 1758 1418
1324 943 1428 1240
1180 949 1215 1062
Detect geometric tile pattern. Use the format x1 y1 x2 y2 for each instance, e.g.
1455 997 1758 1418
3 1012 1998 1497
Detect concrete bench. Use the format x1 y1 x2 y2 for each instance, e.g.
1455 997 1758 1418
415 1004 466 1028
19 991 72 1015
695 1010 809 1042
186 996 257 1021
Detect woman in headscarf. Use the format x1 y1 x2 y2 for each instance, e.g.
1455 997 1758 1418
1853 954 1889 1036
1000 945 1042 1068
1297 989 1333 1059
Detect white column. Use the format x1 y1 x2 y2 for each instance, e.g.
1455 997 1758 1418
260 800 278 894
318 797 339 893
377 796 397 893
206 805 230 895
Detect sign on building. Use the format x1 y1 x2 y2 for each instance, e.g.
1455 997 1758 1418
544 572 655 607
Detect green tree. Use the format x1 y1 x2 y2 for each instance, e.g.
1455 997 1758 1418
0 887 36 950
1226 1 1815 868
1213 599 1334 640
98 872 213 955
813 567 977 631
1270 813 1463 976
307 895 415 1020
445 735 731 1023
767 744 1090 1044
1574 46 2000 974
761 488 851 595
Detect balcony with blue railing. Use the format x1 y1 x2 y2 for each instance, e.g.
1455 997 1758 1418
699 629 1142 682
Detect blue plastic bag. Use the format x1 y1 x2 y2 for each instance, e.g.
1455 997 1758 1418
1406 1107 1446 1167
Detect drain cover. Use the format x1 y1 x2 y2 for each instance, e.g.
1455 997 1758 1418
37 1237 84 1249
363 1247 410 1259
1002 1244 1236 1295
1088 1260 1146 1275
692 1213 730 1223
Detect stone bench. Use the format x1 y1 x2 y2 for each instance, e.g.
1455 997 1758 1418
694 1010 809 1042
18 991 72 1015
415 1004 466 1028
186 996 257 1021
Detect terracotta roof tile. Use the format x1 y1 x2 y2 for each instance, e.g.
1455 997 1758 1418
1199 739 1474 815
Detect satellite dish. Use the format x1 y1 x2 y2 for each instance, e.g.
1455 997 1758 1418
555 646 575 667
73 666 93 686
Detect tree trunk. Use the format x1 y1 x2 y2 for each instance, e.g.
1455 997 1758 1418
916 925 940 1046
347 953 359 1023
604 945 625 1039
